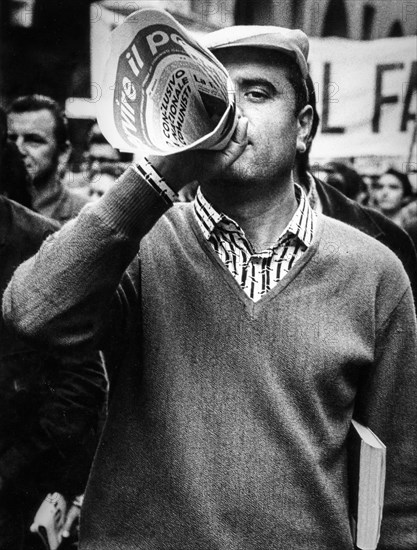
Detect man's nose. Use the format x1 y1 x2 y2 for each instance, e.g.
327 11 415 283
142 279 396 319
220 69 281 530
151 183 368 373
234 97 245 119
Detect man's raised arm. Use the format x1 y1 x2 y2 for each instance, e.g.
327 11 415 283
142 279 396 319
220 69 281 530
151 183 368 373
2 119 248 355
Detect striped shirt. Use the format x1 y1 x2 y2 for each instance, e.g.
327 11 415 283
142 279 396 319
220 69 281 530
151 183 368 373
194 185 317 302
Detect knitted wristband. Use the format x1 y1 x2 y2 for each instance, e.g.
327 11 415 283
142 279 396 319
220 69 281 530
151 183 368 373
133 158 178 206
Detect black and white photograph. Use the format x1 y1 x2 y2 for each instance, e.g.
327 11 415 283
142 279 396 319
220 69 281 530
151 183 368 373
0 1 416 549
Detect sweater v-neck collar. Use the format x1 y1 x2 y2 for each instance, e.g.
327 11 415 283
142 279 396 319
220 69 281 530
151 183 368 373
186 206 325 317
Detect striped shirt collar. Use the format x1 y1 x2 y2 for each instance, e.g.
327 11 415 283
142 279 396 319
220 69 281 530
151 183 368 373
194 183 315 253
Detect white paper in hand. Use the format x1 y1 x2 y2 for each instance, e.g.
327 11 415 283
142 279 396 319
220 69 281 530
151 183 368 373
30 492 67 550
97 8 237 155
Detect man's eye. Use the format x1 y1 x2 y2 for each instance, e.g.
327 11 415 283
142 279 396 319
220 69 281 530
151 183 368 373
27 136 45 144
245 89 269 101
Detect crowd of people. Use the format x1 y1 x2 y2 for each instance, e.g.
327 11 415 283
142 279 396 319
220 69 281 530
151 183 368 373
0 102 106 549
315 161 417 247
0 21 416 550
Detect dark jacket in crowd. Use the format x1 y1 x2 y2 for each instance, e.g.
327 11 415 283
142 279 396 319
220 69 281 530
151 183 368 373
0 196 106 549
404 219 417 253
315 177 417 305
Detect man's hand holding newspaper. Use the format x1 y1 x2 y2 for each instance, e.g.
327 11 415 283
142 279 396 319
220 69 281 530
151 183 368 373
148 115 248 192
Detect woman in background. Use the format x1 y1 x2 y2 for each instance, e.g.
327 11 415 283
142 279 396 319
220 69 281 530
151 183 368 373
372 168 417 229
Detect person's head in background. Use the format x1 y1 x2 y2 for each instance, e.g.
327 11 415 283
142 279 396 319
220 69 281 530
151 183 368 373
372 168 413 219
7 94 71 191
85 123 132 200
88 167 120 201
0 107 33 209
318 161 367 203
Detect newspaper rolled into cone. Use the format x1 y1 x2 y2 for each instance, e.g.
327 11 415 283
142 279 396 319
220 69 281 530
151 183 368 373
98 8 237 155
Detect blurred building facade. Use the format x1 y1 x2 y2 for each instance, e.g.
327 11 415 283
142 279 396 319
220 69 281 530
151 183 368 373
0 1 415 108
0 0 91 105
230 0 417 39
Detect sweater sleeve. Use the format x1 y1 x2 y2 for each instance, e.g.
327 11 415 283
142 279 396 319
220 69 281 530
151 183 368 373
355 286 417 550
2 166 170 371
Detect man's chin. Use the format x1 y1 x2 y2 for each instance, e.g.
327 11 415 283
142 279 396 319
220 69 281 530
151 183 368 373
32 167 58 189
24 166 36 179
221 161 255 186
32 176 49 189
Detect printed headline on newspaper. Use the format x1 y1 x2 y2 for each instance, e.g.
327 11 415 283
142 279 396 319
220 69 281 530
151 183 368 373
97 8 237 156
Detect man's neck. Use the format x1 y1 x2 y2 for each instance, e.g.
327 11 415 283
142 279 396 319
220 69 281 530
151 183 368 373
200 177 298 252
293 163 310 194
32 172 63 214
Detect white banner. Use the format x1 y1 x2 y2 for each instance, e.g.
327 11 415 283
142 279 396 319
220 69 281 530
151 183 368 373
308 37 416 160
68 8 416 161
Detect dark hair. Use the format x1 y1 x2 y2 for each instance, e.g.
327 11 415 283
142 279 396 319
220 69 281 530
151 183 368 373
0 108 6 149
381 168 413 197
263 49 308 115
287 63 308 115
88 131 111 147
306 74 320 144
7 94 69 152
324 161 366 201
87 122 133 163
0 107 33 209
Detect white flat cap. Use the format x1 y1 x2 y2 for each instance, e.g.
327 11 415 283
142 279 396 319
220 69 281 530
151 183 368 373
202 25 309 78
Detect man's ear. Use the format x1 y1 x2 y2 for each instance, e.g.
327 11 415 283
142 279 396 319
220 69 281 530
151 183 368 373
296 105 313 154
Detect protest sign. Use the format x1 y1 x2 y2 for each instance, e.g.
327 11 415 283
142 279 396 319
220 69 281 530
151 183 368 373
308 37 416 161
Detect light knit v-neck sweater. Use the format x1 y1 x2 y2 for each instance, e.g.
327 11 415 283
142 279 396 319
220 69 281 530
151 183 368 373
3 168 417 549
